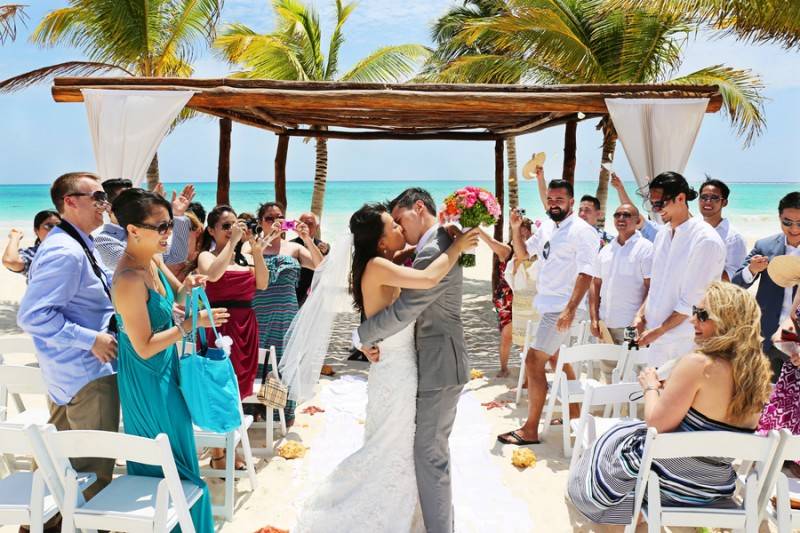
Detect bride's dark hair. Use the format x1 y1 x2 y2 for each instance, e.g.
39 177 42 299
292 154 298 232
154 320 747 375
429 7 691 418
350 203 387 314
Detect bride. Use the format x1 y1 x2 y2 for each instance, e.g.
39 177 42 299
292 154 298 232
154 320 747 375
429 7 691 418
281 203 478 533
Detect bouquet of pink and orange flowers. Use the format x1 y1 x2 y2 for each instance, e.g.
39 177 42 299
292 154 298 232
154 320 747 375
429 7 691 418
441 186 501 267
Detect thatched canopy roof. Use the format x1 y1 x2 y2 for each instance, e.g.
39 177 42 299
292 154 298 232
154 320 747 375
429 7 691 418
52 77 722 140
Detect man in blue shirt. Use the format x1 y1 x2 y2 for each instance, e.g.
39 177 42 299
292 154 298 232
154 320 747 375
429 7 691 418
18 171 120 501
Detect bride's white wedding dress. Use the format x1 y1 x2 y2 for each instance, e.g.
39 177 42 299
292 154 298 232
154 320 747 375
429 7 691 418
293 323 424 533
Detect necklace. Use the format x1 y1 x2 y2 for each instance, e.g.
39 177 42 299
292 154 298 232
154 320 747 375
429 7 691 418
123 252 164 296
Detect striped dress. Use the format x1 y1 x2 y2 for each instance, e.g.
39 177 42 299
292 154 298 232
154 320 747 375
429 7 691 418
253 253 301 423
568 407 754 525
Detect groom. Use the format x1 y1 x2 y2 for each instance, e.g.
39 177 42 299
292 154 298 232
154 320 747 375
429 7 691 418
354 187 469 533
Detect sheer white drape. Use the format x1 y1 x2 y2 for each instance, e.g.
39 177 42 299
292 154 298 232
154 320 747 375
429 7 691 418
82 89 193 185
605 98 709 197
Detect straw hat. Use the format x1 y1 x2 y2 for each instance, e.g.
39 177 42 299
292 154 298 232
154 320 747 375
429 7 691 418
767 255 800 288
521 152 546 180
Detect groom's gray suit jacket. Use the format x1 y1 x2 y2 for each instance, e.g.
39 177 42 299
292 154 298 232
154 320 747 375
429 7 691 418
358 227 470 390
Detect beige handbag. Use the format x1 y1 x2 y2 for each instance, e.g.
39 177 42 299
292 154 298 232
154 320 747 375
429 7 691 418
258 375 288 409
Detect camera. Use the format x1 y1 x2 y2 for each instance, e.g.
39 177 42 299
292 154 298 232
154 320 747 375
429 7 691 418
516 208 526 216
246 219 260 234
281 219 297 232
623 326 638 349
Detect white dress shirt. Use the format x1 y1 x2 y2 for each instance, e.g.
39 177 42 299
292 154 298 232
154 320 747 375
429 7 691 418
525 213 598 314
594 231 653 329
714 218 748 279
741 238 800 324
645 216 726 348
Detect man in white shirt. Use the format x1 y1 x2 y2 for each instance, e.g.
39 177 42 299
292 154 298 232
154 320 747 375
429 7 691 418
698 178 747 281
634 172 726 368
589 203 653 345
498 179 598 446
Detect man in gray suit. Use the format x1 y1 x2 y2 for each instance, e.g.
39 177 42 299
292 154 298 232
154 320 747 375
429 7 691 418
354 188 469 533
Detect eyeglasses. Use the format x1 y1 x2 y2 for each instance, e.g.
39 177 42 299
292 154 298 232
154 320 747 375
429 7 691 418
134 220 174 235
613 212 634 220
65 191 109 206
781 218 800 229
692 305 710 322
699 194 722 203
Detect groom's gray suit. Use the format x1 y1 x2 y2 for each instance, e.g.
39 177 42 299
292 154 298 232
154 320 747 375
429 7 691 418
358 226 469 533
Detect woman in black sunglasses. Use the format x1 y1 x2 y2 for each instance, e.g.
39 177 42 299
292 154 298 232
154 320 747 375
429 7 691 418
2 209 61 280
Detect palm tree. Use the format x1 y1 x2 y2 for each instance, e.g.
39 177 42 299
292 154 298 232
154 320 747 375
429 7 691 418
0 0 223 189
0 3 26 44
435 0 765 225
214 0 430 224
610 0 800 50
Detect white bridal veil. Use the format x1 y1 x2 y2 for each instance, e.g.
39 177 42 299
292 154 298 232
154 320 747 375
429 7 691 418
279 233 354 404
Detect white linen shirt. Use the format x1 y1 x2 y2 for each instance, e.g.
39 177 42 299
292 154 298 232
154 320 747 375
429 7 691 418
645 216 726 344
594 231 653 329
714 218 748 280
525 213 598 314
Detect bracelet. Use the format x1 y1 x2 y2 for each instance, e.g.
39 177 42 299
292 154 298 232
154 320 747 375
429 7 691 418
176 321 189 337
643 385 660 395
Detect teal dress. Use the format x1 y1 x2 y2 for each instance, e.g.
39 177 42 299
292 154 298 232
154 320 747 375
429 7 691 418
116 270 214 533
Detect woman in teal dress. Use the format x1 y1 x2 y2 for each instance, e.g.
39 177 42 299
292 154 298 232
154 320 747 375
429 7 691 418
111 189 229 533
254 202 324 425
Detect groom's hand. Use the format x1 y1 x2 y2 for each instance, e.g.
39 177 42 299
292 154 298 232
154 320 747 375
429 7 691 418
363 345 381 363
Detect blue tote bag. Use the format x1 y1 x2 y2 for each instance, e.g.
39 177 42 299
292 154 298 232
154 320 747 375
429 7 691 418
178 287 241 433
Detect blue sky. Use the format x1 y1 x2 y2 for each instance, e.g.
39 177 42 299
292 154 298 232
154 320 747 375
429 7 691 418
1 0 799 185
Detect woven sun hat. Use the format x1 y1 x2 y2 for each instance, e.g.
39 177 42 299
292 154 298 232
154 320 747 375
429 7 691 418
522 152 546 180
767 255 800 288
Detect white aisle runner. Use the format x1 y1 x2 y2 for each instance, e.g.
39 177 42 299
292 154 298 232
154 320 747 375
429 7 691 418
295 376 534 532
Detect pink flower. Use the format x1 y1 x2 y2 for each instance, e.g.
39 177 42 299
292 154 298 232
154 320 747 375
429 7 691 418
478 191 489 202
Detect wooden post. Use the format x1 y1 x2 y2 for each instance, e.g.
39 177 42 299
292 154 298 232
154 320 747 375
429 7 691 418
216 117 232 206
493 138 505 294
274 134 289 208
562 119 577 186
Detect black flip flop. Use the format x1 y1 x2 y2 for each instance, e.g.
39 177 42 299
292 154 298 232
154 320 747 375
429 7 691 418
497 430 540 446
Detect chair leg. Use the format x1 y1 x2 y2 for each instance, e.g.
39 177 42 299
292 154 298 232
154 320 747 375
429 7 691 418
266 410 275 455
541 372 561 437
561 379 572 458
224 436 235 521
278 408 287 435
239 421 258 490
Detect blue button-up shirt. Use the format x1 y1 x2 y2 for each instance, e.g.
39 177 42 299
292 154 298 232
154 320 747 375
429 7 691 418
17 226 115 405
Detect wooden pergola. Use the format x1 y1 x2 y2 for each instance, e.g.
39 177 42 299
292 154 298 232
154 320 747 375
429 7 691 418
52 77 722 284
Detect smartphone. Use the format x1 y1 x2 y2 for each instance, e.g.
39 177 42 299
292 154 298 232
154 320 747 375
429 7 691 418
281 219 297 231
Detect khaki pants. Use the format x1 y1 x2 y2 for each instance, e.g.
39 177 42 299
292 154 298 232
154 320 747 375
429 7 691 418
599 327 627 382
47 373 120 501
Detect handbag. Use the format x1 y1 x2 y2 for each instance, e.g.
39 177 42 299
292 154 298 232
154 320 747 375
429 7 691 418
177 287 241 433
257 346 288 409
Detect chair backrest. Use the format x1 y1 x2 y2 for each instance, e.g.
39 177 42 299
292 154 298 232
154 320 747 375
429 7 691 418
583 381 643 408
259 346 279 380
0 336 37 357
0 364 48 395
619 346 651 381
558 343 628 366
0 422 35 455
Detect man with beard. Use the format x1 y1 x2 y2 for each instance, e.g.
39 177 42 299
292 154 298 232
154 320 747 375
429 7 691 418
634 172 725 368
498 179 599 445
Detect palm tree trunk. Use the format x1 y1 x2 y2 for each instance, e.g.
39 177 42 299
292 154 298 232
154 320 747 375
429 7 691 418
562 120 577 186
146 152 160 191
310 137 328 237
217 117 232 206
595 119 618 229
506 136 519 210
274 134 289 209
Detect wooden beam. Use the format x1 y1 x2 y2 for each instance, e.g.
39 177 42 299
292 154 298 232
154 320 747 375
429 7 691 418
217 117 232 206
283 128 502 141
492 138 505 294
274 134 289 208
193 106 284 133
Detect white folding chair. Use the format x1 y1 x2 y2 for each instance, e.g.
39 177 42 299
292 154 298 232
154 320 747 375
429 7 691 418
33 426 202 533
762 429 800 532
0 423 63 533
0 336 37 358
182 343 258 521
242 346 288 457
625 428 780 533
541 342 628 457
0 363 50 426
516 320 588 404
568 381 643 471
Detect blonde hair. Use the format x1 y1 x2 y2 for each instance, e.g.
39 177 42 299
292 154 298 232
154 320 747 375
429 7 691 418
185 211 202 232
698 281 772 422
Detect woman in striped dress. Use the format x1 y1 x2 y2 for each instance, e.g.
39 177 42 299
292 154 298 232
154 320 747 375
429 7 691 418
568 281 772 525
254 202 323 425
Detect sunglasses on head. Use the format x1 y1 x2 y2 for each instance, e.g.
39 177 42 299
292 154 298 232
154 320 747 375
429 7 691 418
134 220 174 235
65 191 109 205
692 305 710 322
781 218 800 229
699 194 722 203
613 212 634 220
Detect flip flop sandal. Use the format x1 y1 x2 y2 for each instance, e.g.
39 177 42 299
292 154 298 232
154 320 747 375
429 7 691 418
497 430 540 446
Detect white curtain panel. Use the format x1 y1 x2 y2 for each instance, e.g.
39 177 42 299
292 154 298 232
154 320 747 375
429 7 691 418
82 89 194 186
605 98 709 193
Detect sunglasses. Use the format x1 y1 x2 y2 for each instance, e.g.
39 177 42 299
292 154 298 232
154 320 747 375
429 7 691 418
262 216 285 223
613 212 634 220
220 222 235 231
134 220 174 235
692 305 710 322
781 218 800 229
699 194 722 203
65 191 109 206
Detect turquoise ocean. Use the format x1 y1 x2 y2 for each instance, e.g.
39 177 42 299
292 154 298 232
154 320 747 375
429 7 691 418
1 180 797 241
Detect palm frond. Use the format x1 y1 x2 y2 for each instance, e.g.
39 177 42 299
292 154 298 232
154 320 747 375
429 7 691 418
154 0 222 76
273 0 324 79
340 44 431 83
324 0 356 80
0 60 132 92
0 3 27 44
669 64 765 146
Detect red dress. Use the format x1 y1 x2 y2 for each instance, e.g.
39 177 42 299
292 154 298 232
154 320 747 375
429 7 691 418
205 269 260 399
